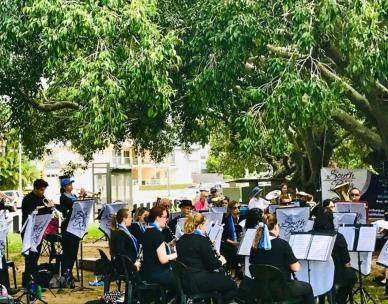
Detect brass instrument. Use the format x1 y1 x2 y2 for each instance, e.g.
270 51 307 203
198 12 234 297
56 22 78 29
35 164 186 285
42 198 63 220
74 188 101 198
330 182 351 201
0 192 12 203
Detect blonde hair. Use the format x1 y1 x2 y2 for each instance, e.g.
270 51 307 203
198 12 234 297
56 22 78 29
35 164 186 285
252 214 277 248
184 213 207 234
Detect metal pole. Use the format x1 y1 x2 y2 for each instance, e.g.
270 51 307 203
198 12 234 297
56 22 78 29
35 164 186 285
18 134 22 193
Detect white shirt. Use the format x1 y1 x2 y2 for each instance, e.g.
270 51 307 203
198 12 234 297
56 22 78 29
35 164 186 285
248 197 269 211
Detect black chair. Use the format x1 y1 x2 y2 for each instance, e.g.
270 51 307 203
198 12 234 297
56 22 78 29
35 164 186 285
170 260 221 304
97 249 125 294
119 255 166 304
249 264 304 304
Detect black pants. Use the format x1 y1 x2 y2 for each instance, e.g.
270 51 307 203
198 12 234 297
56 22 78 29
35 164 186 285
221 242 241 273
335 267 358 304
23 243 42 287
0 257 10 290
239 276 314 304
142 269 177 301
61 230 80 275
288 280 315 304
194 272 238 304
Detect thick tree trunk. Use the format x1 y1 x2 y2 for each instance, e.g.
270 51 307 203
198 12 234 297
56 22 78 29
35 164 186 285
370 98 388 159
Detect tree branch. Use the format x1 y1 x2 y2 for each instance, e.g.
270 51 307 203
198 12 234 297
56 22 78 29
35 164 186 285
267 44 374 116
29 91 80 111
332 109 383 151
376 80 388 96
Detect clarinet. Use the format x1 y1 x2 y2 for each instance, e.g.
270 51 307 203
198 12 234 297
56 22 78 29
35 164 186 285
136 244 143 262
165 225 178 253
205 233 231 277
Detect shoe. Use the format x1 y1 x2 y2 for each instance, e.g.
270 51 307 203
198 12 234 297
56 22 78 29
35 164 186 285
373 277 385 286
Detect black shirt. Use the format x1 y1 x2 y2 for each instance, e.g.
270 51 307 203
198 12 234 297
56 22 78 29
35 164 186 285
141 227 169 278
129 222 146 245
59 193 76 230
110 230 138 262
21 191 52 227
249 238 298 280
177 233 221 272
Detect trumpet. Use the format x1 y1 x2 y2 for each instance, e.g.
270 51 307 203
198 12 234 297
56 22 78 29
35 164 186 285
42 198 63 220
74 188 101 198
0 192 12 203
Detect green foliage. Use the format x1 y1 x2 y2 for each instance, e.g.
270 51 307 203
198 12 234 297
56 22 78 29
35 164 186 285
0 0 180 161
0 139 38 190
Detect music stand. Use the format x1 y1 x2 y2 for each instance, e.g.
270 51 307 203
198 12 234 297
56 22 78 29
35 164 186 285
339 224 377 304
72 233 93 292
66 199 95 292
289 232 336 297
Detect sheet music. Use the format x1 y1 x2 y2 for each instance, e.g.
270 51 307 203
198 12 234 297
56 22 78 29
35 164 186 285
356 226 377 252
244 256 251 278
338 226 356 251
208 223 222 243
289 234 312 260
350 252 372 275
202 212 223 225
335 203 366 224
333 213 357 230
377 240 388 268
237 228 257 256
307 235 335 261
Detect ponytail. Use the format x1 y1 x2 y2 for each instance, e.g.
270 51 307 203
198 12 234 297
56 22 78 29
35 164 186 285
184 213 206 234
252 214 277 248
111 214 118 233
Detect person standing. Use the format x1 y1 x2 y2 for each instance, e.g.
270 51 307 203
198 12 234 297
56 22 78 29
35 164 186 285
248 187 269 211
194 190 209 211
21 179 54 286
59 178 86 279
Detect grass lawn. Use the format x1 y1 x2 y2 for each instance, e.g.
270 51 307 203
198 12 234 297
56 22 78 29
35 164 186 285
139 183 193 191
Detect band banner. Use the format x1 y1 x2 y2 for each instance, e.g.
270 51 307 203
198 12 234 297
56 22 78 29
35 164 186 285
99 203 127 237
22 213 52 255
276 207 310 241
66 200 94 239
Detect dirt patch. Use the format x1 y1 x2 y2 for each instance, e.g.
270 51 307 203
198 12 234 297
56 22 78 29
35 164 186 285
10 241 111 304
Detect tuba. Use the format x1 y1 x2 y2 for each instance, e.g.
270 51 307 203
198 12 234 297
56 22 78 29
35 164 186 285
330 182 351 201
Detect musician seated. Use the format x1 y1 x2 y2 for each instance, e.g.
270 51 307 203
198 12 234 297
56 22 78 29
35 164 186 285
176 213 238 304
313 199 357 304
248 187 269 211
245 208 264 230
221 201 243 278
129 206 149 244
141 206 177 300
164 199 193 242
279 195 292 206
110 208 141 272
241 214 314 304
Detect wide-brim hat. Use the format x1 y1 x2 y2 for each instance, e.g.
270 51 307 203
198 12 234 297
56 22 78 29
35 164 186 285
252 186 263 197
179 199 193 208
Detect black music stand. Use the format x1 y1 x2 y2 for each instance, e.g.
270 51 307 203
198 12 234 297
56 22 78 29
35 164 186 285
339 224 377 304
72 233 93 292
16 275 49 304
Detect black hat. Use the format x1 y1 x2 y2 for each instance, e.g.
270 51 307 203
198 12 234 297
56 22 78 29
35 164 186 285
210 187 218 193
179 199 193 208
